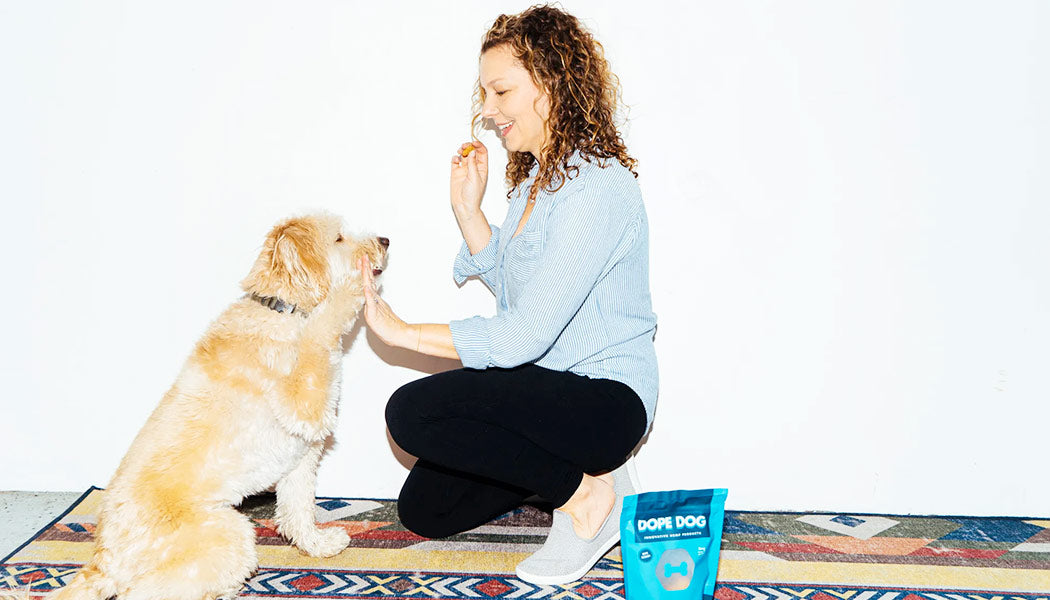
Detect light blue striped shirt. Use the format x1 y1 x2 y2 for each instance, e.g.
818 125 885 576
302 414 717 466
449 153 659 426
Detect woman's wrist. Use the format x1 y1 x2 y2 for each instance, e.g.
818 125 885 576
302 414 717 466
452 203 484 222
398 321 421 351
401 323 459 360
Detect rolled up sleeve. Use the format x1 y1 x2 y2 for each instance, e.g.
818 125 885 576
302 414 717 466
448 315 492 369
452 225 501 290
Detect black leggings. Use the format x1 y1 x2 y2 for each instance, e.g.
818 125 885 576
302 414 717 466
385 364 647 539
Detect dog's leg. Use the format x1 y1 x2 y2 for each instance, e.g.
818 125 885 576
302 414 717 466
274 284 361 441
274 441 350 557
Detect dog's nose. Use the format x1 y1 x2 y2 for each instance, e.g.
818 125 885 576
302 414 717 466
377 237 390 248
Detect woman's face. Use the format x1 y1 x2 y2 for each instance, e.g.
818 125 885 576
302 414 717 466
479 44 551 159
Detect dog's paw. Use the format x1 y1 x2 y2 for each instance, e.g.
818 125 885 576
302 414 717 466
328 276 363 301
297 526 350 558
319 282 364 324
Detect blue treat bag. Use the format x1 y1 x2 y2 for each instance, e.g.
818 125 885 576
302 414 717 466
620 488 728 600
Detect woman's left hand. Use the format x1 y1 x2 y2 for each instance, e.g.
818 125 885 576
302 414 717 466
358 256 412 348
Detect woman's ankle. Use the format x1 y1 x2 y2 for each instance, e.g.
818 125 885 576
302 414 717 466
556 474 616 538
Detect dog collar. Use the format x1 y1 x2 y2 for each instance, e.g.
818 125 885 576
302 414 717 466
250 293 308 317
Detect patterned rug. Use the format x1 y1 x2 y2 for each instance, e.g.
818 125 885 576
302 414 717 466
2 488 1048 598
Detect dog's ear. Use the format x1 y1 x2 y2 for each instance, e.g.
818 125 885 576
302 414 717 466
241 217 329 307
271 222 328 291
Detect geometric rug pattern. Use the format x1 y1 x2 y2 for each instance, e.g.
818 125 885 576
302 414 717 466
2 488 1048 598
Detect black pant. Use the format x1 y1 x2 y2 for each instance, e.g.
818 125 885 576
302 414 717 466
385 364 648 539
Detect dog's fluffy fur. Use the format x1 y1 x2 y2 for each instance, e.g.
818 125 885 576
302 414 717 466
52 214 387 600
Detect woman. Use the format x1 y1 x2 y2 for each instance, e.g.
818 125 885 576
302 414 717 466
357 5 657 585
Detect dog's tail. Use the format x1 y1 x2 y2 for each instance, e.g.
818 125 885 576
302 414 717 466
45 563 115 600
0 586 31 600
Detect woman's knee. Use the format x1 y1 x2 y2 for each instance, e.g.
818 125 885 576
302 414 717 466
396 492 459 539
386 370 472 450
384 379 428 447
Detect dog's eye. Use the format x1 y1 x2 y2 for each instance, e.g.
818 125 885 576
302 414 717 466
335 234 343 243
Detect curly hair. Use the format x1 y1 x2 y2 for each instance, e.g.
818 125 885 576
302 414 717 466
472 4 638 199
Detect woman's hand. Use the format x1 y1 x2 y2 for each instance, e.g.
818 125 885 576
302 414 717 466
450 140 489 216
358 256 414 349
449 140 494 254
358 257 461 360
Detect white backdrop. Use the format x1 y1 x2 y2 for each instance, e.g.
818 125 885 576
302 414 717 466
1 1 1047 517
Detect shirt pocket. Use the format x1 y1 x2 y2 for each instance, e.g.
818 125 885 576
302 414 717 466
505 228 543 288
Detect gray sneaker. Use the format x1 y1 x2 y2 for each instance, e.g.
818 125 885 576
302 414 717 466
515 460 638 585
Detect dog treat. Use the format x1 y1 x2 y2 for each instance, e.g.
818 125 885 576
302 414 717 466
620 488 728 600
460 144 476 157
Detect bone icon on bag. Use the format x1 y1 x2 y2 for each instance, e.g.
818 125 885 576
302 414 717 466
655 548 695 591
665 560 689 578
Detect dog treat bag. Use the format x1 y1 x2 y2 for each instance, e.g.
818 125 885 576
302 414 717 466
620 488 728 600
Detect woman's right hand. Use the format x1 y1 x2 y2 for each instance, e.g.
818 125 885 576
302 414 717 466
450 140 489 216
358 256 412 349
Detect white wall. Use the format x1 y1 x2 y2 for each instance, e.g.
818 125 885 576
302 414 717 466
1 1 1047 517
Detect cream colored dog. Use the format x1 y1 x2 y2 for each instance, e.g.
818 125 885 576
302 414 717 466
52 214 388 600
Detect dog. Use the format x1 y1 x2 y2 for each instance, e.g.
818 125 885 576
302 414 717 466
51 213 388 600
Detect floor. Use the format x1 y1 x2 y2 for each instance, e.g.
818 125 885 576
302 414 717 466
3 490 1049 595
0 491 83 559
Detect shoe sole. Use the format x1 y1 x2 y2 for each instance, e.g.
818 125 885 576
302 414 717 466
515 529 622 586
